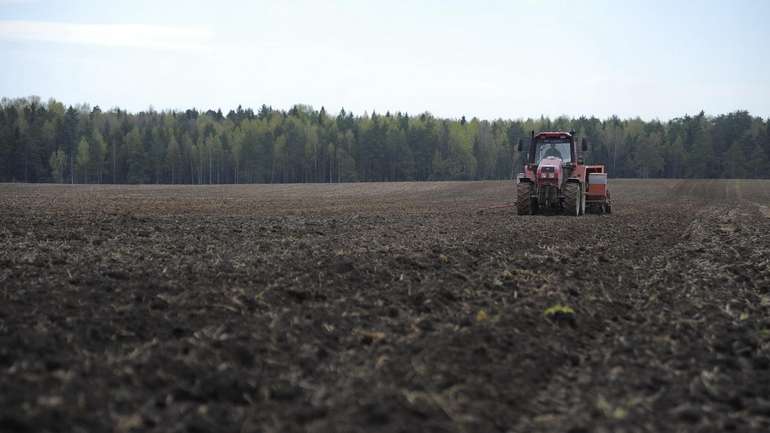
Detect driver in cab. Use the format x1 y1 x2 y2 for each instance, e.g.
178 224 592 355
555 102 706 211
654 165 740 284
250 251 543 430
543 143 562 159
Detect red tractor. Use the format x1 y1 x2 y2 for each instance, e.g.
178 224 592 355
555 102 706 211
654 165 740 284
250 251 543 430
516 130 611 215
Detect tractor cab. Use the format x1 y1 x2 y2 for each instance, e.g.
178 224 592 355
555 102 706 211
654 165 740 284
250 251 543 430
519 131 582 168
534 135 574 165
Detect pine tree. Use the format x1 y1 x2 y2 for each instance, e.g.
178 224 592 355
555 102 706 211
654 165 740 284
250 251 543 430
91 129 107 183
748 143 767 178
76 137 90 183
166 133 180 184
125 128 144 184
724 141 746 179
49 149 66 183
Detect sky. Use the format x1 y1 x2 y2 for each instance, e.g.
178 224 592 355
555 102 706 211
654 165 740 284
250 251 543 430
1 0 769 120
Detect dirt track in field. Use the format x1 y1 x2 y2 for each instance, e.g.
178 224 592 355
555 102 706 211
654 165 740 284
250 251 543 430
1 179 769 433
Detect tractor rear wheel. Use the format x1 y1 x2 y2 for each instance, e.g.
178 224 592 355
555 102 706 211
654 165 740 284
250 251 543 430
563 182 580 216
517 183 532 215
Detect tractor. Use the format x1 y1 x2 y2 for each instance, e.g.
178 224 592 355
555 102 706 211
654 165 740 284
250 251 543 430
516 130 611 215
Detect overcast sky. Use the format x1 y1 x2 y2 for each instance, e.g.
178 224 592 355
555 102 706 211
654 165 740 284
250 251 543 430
1 0 769 120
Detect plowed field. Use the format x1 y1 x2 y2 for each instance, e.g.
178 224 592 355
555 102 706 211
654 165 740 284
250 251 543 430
1 179 769 433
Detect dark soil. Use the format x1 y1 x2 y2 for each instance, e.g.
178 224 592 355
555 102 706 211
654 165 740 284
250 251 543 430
1 180 769 433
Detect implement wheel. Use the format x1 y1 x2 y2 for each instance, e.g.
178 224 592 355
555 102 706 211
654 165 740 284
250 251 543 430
517 183 533 215
563 182 580 216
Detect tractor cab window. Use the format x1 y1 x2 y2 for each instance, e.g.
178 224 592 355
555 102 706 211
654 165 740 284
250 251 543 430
535 140 572 164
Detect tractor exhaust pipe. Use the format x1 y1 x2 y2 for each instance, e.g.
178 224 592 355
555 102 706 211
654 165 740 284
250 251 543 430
529 130 535 163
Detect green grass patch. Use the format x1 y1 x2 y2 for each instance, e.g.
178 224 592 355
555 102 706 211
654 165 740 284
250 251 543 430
544 304 575 317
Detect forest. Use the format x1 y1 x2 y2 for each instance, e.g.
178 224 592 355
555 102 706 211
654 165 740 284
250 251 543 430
0 96 768 184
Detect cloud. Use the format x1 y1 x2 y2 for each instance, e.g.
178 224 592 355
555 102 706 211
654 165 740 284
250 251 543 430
0 20 213 50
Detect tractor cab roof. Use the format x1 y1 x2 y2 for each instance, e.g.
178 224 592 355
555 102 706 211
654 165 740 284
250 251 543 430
535 132 573 140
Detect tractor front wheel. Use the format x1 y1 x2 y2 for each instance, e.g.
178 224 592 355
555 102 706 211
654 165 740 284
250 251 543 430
517 183 533 215
563 182 581 216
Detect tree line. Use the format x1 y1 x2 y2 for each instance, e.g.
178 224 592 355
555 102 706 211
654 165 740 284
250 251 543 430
1 96 768 184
